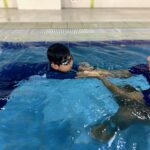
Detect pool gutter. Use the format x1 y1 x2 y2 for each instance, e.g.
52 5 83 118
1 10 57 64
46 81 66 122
0 22 150 41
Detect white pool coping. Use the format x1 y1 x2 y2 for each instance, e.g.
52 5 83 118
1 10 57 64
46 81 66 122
0 8 150 41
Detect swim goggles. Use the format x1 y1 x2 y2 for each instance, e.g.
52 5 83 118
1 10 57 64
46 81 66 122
60 55 72 65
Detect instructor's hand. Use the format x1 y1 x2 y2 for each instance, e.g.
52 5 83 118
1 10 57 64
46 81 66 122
77 70 110 78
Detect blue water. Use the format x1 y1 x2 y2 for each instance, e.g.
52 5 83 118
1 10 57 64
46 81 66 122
0 41 150 150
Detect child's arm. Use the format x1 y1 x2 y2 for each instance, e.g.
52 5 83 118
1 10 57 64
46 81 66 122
76 70 102 78
107 57 150 78
76 70 130 78
78 54 150 78
109 70 132 78
77 61 150 78
77 62 132 78
84 69 132 78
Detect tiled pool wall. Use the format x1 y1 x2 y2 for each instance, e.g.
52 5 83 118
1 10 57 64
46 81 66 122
0 21 150 42
1 40 150 49
0 28 150 42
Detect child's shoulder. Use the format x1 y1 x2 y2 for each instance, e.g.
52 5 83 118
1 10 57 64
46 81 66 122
0 62 49 81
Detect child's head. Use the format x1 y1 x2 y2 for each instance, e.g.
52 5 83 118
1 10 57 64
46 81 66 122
47 43 73 72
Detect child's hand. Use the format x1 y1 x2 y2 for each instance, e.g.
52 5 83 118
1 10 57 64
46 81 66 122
78 62 94 71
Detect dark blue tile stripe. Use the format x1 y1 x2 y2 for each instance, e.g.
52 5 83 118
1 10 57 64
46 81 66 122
0 40 150 51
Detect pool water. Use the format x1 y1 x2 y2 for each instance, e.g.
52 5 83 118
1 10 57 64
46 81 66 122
0 41 150 150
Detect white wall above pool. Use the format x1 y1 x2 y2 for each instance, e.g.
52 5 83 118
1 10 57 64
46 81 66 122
94 0 150 8
0 0 17 8
1 0 150 9
17 0 61 10
62 0 150 8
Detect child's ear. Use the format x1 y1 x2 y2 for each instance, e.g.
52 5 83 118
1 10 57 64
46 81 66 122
51 62 59 70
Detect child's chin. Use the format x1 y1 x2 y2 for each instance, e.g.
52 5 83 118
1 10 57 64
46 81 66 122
66 68 72 72
62 68 72 72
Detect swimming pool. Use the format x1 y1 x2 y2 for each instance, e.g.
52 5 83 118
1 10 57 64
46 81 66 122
0 40 150 150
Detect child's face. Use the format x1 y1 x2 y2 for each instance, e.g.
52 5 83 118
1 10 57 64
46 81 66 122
51 55 73 72
58 61 73 72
